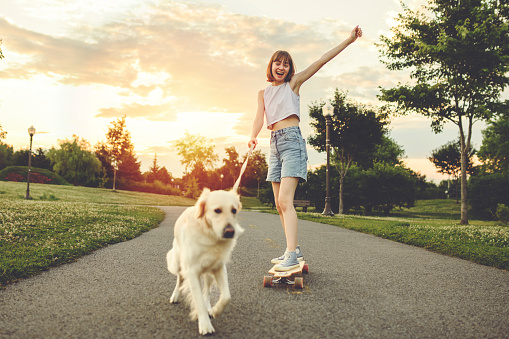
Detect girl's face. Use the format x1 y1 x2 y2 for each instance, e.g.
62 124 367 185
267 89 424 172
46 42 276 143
271 59 290 84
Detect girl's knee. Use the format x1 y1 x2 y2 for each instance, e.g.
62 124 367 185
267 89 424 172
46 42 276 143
278 198 294 212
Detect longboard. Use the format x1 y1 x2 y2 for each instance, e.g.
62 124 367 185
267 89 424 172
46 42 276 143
263 261 308 289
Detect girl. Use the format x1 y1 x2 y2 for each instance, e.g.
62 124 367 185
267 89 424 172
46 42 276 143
248 25 362 271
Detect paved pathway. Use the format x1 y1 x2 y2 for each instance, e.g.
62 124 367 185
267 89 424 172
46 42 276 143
1 207 508 338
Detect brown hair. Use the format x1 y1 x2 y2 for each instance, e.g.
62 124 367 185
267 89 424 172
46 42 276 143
266 50 295 83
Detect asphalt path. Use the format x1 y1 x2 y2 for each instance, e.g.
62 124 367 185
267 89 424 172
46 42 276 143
1 207 508 338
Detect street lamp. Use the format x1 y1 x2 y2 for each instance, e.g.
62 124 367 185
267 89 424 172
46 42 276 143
25 125 36 200
322 104 334 216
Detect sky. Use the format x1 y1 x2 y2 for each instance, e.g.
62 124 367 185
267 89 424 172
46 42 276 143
0 0 503 183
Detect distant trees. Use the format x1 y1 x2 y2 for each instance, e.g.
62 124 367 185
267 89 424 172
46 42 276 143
378 0 509 224
47 135 102 186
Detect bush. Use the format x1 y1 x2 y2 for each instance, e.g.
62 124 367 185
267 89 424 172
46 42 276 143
496 204 509 224
115 178 182 196
469 173 509 220
0 166 69 185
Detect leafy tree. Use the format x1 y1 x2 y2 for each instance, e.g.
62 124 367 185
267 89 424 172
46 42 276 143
359 163 417 215
0 124 12 170
100 116 136 190
308 89 387 214
478 113 509 173
429 138 476 201
174 131 218 173
156 166 172 185
0 39 4 60
0 123 6 140
378 0 509 224
47 135 102 186
373 136 405 166
242 149 269 196
221 146 241 187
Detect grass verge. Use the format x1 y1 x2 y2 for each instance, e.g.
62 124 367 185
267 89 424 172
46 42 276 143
0 199 166 287
0 181 190 287
298 213 509 271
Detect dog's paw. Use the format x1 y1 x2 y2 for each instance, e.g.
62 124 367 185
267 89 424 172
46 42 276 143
170 291 180 303
198 317 215 335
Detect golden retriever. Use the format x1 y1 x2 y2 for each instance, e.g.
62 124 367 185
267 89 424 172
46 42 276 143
166 188 244 335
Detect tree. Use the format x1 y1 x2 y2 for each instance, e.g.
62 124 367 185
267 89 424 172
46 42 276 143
0 124 12 170
101 116 136 190
378 0 509 224
0 39 4 60
478 112 509 173
429 139 476 200
220 146 241 187
47 135 102 186
243 149 269 196
117 152 142 182
359 163 417 215
174 131 218 173
146 154 161 183
308 90 387 214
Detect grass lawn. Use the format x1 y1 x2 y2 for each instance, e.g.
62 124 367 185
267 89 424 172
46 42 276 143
0 181 195 287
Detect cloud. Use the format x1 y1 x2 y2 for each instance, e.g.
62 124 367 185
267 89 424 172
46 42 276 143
0 1 377 129
96 102 179 120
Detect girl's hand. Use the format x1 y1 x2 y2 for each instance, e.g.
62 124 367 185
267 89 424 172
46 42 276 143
248 138 258 150
349 25 363 43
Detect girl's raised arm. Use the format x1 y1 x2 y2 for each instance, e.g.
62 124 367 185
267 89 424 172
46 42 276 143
291 25 362 94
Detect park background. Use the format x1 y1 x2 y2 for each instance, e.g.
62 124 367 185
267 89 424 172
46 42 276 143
2 0 507 182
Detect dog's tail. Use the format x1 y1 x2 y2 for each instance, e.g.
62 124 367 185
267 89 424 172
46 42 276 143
232 145 254 192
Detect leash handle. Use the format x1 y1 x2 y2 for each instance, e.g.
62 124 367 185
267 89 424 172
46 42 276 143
232 145 255 192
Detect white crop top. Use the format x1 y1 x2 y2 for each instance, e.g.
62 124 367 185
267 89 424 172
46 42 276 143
264 82 300 130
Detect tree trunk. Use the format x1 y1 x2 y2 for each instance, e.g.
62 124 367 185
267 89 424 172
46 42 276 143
460 149 468 224
338 174 344 214
113 167 117 191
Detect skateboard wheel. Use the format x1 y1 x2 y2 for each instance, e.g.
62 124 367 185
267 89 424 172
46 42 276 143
302 264 309 274
263 276 273 288
294 277 304 289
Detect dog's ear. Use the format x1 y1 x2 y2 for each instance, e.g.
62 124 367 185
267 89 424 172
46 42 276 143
230 190 242 211
195 188 210 219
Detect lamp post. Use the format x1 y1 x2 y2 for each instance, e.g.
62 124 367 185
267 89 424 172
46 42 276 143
25 125 36 200
322 104 334 216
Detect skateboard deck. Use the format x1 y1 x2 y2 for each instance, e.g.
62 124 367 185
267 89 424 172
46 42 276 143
263 261 308 289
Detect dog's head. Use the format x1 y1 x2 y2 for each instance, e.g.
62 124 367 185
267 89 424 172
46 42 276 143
195 188 244 239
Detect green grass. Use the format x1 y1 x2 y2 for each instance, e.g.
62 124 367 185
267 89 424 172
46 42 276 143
0 181 196 287
0 181 196 206
297 211 508 271
256 198 508 270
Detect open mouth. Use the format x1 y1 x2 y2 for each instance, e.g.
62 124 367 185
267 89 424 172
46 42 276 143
276 70 285 76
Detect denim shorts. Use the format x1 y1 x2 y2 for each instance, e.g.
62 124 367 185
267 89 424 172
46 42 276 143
266 126 308 183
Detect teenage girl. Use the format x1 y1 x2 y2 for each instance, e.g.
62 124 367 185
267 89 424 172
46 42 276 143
248 25 362 271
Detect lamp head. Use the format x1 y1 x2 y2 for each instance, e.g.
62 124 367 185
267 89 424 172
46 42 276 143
322 104 333 117
28 125 36 136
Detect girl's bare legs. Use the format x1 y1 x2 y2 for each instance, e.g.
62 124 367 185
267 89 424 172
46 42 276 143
272 177 299 252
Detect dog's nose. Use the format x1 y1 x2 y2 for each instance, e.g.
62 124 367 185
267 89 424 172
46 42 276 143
223 224 235 238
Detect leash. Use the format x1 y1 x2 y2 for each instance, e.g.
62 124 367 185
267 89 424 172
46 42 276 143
232 145 255 192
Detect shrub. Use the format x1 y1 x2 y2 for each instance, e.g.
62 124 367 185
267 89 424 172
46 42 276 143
469 173 509 220
0 166 69 185
496 204 509 224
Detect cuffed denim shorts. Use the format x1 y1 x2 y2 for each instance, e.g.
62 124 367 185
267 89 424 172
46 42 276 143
266 126 308 183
